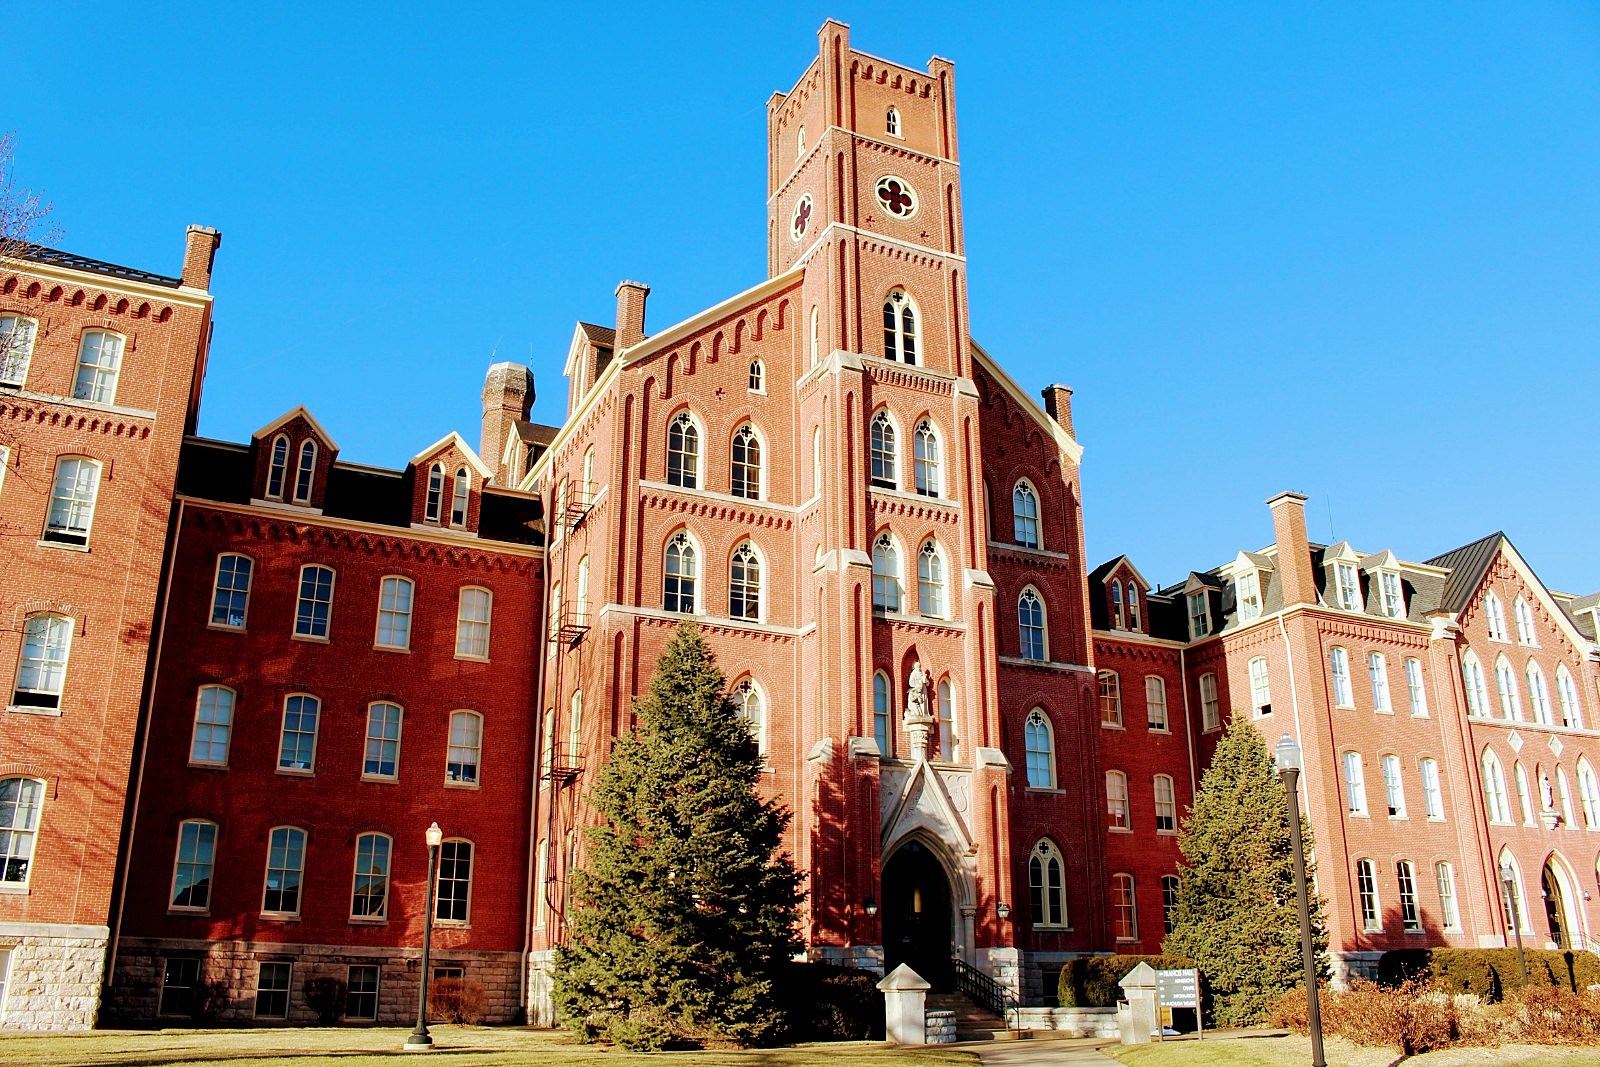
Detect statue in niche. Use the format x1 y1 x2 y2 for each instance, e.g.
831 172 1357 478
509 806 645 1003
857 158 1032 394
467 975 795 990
906 661 930 724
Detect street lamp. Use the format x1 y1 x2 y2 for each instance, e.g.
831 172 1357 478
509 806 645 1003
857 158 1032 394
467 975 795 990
1275 734 1325 1067
1500 864 1529 987
404 821 445 1052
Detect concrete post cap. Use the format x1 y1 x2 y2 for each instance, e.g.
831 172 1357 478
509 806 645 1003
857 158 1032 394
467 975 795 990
877 963 932 991
1118 962 1158 989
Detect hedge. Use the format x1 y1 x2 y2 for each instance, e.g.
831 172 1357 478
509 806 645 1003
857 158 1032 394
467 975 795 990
1376 948 1600 1000
776 963 884 1041
1058 954 1195 1008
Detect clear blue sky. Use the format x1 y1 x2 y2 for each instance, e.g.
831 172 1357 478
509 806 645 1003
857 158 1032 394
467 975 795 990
8 4 1598 593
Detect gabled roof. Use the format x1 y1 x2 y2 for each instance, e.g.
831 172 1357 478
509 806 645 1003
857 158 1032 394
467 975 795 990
563 322 617 378
13 243 183 289
252 405 339 451
1360 549 1402 571
408 431 494 480
1089 555 1151 589
1424 532 1507 614
1323 540 1361 563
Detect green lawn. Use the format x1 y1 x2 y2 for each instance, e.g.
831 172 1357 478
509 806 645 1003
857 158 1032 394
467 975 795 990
0 1026 979 1067
1106 1032 1600 1067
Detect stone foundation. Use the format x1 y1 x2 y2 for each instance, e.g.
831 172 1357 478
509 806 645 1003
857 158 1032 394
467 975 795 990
1013 1005 1119 1037
1333 951 1381 988
0 922 108 1031
526 948 556 1028
108 937 521 1026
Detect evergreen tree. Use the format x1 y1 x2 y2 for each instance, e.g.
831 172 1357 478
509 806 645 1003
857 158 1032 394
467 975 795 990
552 624 803 1050
1162 714 1329 1026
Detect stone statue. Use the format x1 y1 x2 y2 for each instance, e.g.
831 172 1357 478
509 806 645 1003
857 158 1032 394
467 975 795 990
906 661 930 723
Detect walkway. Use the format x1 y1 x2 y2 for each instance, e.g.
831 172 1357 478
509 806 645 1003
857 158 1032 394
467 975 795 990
968 1037 1118 1066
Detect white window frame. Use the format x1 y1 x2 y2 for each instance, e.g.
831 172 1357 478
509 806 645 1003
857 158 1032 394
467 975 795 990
1154 774 1177 833
209 553 254 630
266 434 289 500
1577 758 1600 829
1556 665 1583 729
733 678 767 757
12 613 73 711
72 329 123 404
872 532 902 613
293 564 336 640
1106 769 1129 830
1436 862 1460 931
1335 562 1362 612
425 462 444 523
189 685 236 767
1515 762 1535 826
748 358 764 394
44 455 101 547
1379 570 1405 618
0 777 44 888
1356 858 1381 931
1485 592 1509 642
1012 480 1040 549
1111 872 1138 941
937 678 957 762
729 542 762 622
1381 753 1406 818
450 467 470 526
913 419 942 498
1025 709 1055 789
1404 657 1427 716
261 826 306 917
1029 839 1067 928
293 439 317 504
1330 646 1354 708
362 701 403 781
882 288 919 364
1369 652 1392 713
446 709 483 786
0 313 38 387
917 539 946 619
869 410 898 490
1248 656 1271 716
664 533 699 615
666 411 702 489
1396 860 1421 932
454 586 492 659
1019 586 1048 662
1495 655 1522 721
1099 670 1123 728
277 694 320 774
1199 673 1220 732
1343 751 1368 815
374 576 414 651
1462 651 1489 716
436 838 474 925
1145 675 1169 731
1513 597 1538 646
1482 749 1511 825
169 819 217 913
1527 661 1553 726
349 832 391 921
1420 757 1443 820
873 672 894 758
731 423 763 501
1236 570 1262 621
1187 591 1209 639
254 962 293 1019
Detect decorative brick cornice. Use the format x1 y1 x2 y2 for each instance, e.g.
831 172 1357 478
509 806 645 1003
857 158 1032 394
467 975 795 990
0 400 154 438
637 491 794 531
188 507 538 574
869 493 957 526
1 272 178 322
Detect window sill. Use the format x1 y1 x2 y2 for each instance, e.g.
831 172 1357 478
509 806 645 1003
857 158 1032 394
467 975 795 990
348 916 388 926
275 767 316 778
1034 923 1071 932
207 622 247 634
1101 722 1124 731
361 774 398 785
1426 816 1446 823
0 884 30 895
1349 812 1370 819
1157 829 1177 836
1149 727 1171 735
454 654 490 664
435 921 471 930
6 703 62 717
1388 814 1408 821
373 644 411 654
1026 786 1065 795
1108 826 1132 834
259 913 301 923
167 907 210 916
36 538 90 552
443 780 481 790
188 760 229 771
291 633 331 645
1335 704 1356 711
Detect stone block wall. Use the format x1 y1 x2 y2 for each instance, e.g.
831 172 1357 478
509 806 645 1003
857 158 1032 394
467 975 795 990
0 922 108 1030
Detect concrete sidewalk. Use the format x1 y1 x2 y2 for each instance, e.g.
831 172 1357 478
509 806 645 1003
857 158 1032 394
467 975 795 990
966 1037 1119 1065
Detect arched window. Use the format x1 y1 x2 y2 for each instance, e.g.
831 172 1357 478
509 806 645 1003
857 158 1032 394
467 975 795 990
873 672 893 757
455 587 492 659
190 685 236 767
1368 652 1391 713
1500 850 1528 933
871 533 901 612
1355 859 1380 931
1436 862 1460 931
262 826 306 916
0 777 44 887
375 576 414 650
796 125 806 156
809 306 820 367
266 435 290 499
665 532 698 614
0 313 38 386
294 440 317 503
886 107 901 137
667 412 700 489
1462 650 1489 716
870 411 897 489
731 424 762 500
734 679 766 756
812 426 822 497
294 564 335 639
1025 709 1055 788
447 710 483 785
45 456 101 546
1515 762 1534 825
1111 580 1124 628
1146 676 1169 730
937 678 957 761
436 839 474 924
1577 758 1600 829
363 702 403 779
1330 647 1354 707
534 838 550 926
451 468 470 525
277 694 320 772
1029 840 1066 927
917 540 945 618
73 329 123 403
170 819 217 910
1154 775 1176 832
1527 662 1553 725
1343 752 1368 814
1012 481 1040 548
1485 592 1509 642
1098 670 1122 727
582 447 596 499
350 832 392 919
1018 587 1047 661
1557 664 1583 729
424 463 445 523
13 613 73 710
1495 655 1522 720
1111 873 1138 940
1514 597 1538 645
1127 586 1141 630
1400 861 1422 931
748 359 764 393
883 289 918 364
1482 749 1511 824
730 542 761 621
913 420 941 497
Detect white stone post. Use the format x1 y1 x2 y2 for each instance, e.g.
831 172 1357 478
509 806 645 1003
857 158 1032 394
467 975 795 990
1117 962 1159 1045
877 963 932 1045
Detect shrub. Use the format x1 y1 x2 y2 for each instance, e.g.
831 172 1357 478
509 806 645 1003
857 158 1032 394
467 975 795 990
1319 980 1458 1056
1503 985 1600 1045
302 975 346 1025
429 977 487 1024
1057 954 1194 1008
1269 986 1310 1033
775 963 883 1041
1378 948 1600 1001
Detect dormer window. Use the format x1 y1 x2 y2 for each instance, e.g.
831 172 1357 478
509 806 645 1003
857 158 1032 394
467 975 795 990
1187 591 1209 639
1111 581 1124 628
425 463 444 523
886 107 901 137
293 440 317 504
266 435 290 500
1126 586 1141 631
451 468 470 526
1334 563 1361 612
1379 571 1405 619
1237 570 1263 622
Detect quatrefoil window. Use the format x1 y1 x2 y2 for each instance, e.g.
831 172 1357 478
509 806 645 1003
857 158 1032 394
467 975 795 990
875 176 917 218
791 194 813 241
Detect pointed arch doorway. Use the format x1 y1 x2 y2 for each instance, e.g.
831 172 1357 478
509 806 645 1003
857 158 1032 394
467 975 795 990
882 839 955 990
1541 857 1581 950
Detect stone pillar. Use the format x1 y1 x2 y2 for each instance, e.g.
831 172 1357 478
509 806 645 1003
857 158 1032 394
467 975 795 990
877 963 931 1045
1117 961 1159 1045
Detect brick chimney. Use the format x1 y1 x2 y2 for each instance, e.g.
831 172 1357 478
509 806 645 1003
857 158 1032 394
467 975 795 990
480 362 534 485
615 281 650 350
1041 384 1075 437
1267 491 1316 607
181 225 221 290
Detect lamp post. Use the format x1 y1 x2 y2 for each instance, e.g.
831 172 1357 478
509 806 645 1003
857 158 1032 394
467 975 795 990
405 821 445 1051
1275 735 1325 1067
1500 864 1529 987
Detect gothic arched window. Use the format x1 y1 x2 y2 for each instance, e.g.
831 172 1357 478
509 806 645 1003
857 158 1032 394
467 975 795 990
917 540 945 618
872 533 901 613
667 412 699 489
731 424 762 500
883 289 918 364
870 411 897 489
1029 839 1066 928
729 543 761 621
913 419 941 497
664 533 698 614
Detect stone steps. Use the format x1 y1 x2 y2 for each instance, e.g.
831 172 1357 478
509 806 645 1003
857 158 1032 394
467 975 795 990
925 992 1026 1041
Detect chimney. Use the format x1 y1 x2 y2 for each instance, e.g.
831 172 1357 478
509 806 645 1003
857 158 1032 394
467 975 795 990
1041 384 1075 437
615 281 650 350
480 362 534 485
1267 491 1316 607
181 225 221 289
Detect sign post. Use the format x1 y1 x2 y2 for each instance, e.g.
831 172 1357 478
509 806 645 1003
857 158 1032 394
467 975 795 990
1156 968 1201 1040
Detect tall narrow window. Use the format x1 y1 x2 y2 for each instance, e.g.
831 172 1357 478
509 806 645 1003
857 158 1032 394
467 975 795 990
1435 862 1460 930
262 827 306 915
937 678 957 761
870 412 897 489
73 330 123 403
1025 710 1054 788
1420 758 1443 819
1099 670 1123 727
1111 581 1124 627
437 840 473 923
665 533 698 614
917 540 945 618
1396 861 1421 931
170 820 217 910
447 710 482 785
293 440 317 503
1187 592 1209 638
346 966 380 1021
1495 655 1522 720
277 695 320 772
0 778 43 886
13 613 73 710
1558 765 1576 828
913 420 941 497
189 686 235 766
1330 647 1353 707
873 672 892 757
1343 751 1367 815
363 702 402 779
1029 840 1066 927
1106 770 1129 829
425 462 444 522
886 107 901 136
1248 656 1271 715
1513 597 1537 645
811 427 822 498
809 306 820 367
872 533 901 612
1381 754 1406 817
1577 759 1600 829
1335 563 1362 611
1162 875 1180 935
731 424 762 499
734 680 766 756
1482 749 1511 824
375 576 413 650
1462 651 1489 716
1379 571 1405 618
1146 676 1169 730
210 554 253 629
1018 588 1047 661
1369 652 1391 712
0 313 37 386
1012 482 1039 548
266 435 289 499
568 690 583 756
44 456 100 545
1404 657 1427 716
1200 673 1220 731
451 468 470 525
666 412 699 488
255 963 292 1019
883 289 917 364
1127 586 1141 630
1356 859 1380 931
1154 775 1176 832
729 542 761 621
350 833 391 919
1111 873 1137 940
1486 592 1509 641
748 359 764 392
575 556 590 626
1515 762 1534 825
1236 571 1262 621
1556 665 1583 728
294 565 335 639
455 587 492 658
1501 852 1527 933
1527 662 1553 725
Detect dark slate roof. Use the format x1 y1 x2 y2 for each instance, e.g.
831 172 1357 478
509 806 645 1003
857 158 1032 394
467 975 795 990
577 323 616 345
1088 556 1131 584
15 243 183 288
1425 532 1507 613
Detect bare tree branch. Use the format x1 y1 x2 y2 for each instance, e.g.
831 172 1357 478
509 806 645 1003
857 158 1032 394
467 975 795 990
0 131 62 264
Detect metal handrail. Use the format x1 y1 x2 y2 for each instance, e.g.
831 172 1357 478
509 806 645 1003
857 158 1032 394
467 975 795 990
950 957 1019 1035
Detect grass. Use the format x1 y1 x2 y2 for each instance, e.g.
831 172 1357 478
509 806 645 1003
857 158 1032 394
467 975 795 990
0 1026 979 1067
1106 1032 1600 1067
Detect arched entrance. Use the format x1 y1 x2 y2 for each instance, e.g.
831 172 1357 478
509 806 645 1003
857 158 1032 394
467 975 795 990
1542 856 1581 950
882 840 954 990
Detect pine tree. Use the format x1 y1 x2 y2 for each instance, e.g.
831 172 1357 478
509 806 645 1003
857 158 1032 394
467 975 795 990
552 624 804 1050
1162 714 1329 1027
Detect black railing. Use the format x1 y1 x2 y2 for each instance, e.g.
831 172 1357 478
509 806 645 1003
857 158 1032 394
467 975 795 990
951 957 1019 1034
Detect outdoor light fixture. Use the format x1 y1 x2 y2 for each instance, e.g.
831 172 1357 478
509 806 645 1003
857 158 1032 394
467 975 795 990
1274 733 1324 1067
864 898 879 916
405 821 446 1052
1274 732 1302 773
996 902 1011 920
